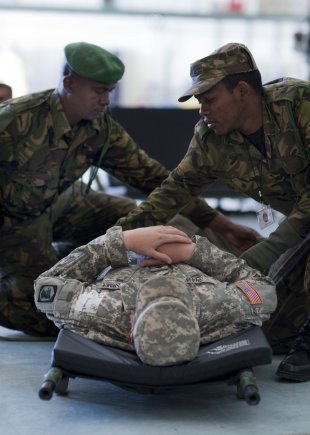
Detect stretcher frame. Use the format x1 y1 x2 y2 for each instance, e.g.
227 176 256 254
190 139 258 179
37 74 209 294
39 325 272 405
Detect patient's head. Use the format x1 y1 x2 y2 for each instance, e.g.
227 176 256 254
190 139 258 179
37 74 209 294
132 276 200 366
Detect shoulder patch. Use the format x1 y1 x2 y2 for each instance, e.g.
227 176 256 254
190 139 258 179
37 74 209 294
263 78 310 103
8 90 52 113
236 281 263 305
0 90 53 133
38 285 57 302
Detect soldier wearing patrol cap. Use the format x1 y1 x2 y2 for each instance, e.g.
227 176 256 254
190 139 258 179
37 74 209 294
0 42 253 338
117 42 310 381
34 225 277 367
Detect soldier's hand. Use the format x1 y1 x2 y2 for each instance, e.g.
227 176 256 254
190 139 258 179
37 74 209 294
208 213 260 252
240 219 304 274
223 223 260 252
123 225 192 264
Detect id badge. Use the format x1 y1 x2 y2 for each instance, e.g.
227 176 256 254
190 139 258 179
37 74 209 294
256 204 274 229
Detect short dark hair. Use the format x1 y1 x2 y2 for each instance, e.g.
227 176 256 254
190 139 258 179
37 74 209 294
62 62 74 76
221 70 262 94
62 62 87 79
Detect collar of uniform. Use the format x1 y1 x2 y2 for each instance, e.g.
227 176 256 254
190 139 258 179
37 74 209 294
261 94 281 137
50 90 72 141
92 117 101 132
219 128 244 147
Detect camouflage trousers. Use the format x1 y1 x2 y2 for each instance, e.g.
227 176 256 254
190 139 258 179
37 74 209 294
0 184 136 336
262 238 310 353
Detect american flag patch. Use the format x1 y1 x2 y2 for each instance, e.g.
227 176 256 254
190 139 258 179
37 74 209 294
236 281 263 305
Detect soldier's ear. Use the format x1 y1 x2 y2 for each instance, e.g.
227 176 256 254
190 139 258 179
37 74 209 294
63 75 75 94
236 81 250 100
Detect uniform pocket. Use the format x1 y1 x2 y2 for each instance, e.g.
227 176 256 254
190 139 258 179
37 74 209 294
3 169 56 216
77 281 123 326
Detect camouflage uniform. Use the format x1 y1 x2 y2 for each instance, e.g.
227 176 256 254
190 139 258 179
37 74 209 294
34 226 276 365
0 90 213 336
117 78 310 351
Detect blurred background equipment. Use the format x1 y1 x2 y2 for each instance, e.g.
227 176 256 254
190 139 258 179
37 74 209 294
294 17 310 79
0 0 308 102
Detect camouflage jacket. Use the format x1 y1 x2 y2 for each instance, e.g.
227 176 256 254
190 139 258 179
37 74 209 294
0 89 212 226
34 226 276 352
117 78 310 237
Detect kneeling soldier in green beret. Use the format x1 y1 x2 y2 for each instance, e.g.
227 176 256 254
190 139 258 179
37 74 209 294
0 42 254 338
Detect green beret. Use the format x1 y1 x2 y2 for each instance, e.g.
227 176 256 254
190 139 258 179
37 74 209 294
178 43 258 102
64 41 125 84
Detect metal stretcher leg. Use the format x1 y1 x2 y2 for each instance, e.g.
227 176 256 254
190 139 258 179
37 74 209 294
39 367 69 400
228 368 260 405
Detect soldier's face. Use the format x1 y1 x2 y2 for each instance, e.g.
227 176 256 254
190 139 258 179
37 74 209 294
196 82 247 135
0 86 12 103
65 75 116 120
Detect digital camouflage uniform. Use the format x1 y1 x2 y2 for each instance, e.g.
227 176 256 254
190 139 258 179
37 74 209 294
117 78 310 351
34 226 277 365
0 90 213 336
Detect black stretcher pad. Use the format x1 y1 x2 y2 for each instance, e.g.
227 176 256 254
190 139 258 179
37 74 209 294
52 326 272 388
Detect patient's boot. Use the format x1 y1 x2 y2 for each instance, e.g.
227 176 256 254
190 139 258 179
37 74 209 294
276 316 310 381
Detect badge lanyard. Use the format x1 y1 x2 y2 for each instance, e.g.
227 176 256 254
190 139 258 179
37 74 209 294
246 147 274 230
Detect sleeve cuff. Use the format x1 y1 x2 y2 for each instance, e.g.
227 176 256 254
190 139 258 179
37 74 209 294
105 226 129 268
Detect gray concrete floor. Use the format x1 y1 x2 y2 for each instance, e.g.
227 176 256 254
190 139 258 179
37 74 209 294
1 326 310 435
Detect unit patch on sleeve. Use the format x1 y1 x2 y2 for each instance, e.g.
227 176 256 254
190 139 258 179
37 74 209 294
236 281 263 305
38 285 57 303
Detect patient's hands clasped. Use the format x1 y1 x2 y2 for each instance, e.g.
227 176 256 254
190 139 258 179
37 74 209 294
122 225 195 266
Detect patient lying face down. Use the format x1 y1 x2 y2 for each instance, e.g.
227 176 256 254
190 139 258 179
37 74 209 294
34 226 277 366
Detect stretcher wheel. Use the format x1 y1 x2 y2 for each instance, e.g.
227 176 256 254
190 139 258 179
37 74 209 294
39 380 55 401
38 367 69 400
236 368 260 405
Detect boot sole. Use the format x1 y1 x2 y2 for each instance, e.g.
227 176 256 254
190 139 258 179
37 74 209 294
276 368 310 382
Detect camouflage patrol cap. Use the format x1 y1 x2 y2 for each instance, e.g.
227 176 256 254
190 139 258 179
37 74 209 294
64 42 125 83
133 276 200 366
178 42 258 102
